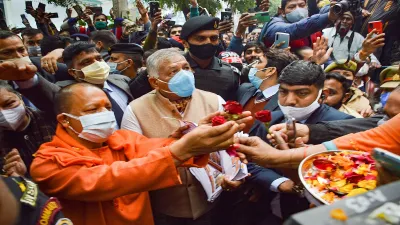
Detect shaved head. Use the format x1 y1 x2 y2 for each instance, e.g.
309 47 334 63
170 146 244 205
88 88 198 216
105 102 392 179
54 83 104 115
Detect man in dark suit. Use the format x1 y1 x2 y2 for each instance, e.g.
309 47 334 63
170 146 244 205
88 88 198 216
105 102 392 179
13 42 132 127
237 48 298 134
250 60 354 220
0 30 71 109
251 60 354 141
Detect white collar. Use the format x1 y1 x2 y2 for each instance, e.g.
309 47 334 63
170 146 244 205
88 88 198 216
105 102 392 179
261 84 279 99
103 81 113 92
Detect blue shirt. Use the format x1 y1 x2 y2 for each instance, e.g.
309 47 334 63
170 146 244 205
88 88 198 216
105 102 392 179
103 81 129 112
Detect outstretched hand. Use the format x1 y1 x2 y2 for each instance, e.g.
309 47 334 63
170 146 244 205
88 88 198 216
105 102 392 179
0 60 37 81
312 36 333 65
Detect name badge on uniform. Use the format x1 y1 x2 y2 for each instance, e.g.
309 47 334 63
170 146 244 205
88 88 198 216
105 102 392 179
37 197 63 225
18 178 38 207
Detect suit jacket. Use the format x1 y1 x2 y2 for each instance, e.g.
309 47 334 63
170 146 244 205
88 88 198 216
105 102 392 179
18 74 132 121
237 83 283 193
250 104 354 141
237 83 280 134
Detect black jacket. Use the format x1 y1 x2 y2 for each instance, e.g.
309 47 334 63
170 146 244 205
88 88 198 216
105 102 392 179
250 104 355 141
307 115 384 144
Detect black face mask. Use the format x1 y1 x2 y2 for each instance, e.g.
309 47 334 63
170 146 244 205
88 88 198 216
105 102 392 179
189 43 218 60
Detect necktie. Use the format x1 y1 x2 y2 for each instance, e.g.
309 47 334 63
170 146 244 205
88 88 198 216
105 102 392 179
254 92 267 104
103 89 124 127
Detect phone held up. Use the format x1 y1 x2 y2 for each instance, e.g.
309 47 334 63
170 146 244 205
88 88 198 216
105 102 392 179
368 21 383 34
221 9 232 22
273 32 290 49
149 1 160 18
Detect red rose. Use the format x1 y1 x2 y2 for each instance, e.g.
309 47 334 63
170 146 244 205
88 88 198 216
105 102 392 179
226 145 239 157
254 110 272 123
223 101 243 115
211 116 227 126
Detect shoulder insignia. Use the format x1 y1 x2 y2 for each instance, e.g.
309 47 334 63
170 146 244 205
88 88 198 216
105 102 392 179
393 74 399 81
37 197 63 225
214 21 218 29
55 218 73 225
20 179 38 207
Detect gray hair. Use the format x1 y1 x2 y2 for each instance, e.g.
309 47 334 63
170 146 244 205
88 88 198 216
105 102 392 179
147 48 185 78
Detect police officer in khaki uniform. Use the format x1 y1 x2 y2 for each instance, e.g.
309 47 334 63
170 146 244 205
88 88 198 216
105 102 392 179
180 16 240 101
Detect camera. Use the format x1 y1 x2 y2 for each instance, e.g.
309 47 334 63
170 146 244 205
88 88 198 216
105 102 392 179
332 0 361 14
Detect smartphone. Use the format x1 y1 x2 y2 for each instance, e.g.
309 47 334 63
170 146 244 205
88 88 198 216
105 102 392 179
38 3 46 12
253 11 270 23
87 6 103 15
166 20 175 27
286 116 297 146
372 148 400 177
21 14 29 23
221 11 232 22
25 1 33 9
47 12 59 18
368 21 383 34
73 5 85 18
199 7 210 16
274 32 290 49
149 1 160 18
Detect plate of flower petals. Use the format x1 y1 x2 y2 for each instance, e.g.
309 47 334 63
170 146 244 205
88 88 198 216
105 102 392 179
299 151 378 205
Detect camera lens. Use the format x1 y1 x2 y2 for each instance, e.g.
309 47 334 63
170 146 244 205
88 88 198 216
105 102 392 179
332 3 344 14
333 0 350 14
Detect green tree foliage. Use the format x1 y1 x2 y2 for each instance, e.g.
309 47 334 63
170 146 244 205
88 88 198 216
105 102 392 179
144 0 281 17
46 0 79 7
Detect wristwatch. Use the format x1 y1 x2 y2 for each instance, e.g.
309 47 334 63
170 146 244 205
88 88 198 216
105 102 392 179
292 183 305 198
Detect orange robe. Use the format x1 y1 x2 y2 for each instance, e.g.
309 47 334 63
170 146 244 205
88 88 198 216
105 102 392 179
327 113 400 155
30 125 208 225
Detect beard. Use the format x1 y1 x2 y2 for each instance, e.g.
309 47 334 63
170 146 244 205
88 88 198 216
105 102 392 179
338 24 350 36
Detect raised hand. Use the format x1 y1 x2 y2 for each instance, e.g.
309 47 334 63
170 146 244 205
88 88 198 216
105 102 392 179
150 9 162 31
0 60 37 81
40 48 63 74
3 149 27 177
311 36 333 65
360 29 385 60
235 13 258 38
218 20 234 34
260 0 270 11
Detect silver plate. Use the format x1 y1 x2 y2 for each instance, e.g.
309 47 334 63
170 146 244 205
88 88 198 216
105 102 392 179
298 150 361 205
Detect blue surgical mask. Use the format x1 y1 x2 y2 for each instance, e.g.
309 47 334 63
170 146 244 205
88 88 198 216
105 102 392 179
380 91 390 107
107 60 130 74
285 8 308 23
157 70 195 97
248 67 273 89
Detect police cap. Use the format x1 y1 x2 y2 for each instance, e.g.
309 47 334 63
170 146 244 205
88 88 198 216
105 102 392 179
180 16 220 41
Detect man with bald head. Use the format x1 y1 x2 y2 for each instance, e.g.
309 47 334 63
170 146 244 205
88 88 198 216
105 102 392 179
30 82 242 225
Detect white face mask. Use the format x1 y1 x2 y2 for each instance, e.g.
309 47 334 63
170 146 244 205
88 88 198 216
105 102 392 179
0 104 27 131
73 61 110 85
278 89 322 121
63 111 117 143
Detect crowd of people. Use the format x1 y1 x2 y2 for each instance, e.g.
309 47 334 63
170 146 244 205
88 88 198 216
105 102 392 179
0 0 399 224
